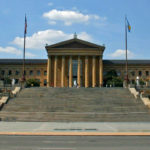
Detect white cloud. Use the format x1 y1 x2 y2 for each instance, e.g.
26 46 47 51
0 46 36 58
77 32 92 41
12 29 92 50
0 46 22 55
49 21 56 25
109 49 135 59
43 9 106 26
48 2 53 6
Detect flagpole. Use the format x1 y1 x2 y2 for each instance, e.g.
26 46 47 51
125 15 128 87
22 15 27 81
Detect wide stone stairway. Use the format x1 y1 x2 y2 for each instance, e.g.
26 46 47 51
0 87 150 122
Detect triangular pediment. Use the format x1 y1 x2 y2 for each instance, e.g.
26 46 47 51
53 41 96 48
46 38 104 49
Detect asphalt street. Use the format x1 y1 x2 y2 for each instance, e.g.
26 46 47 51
0 135 150 150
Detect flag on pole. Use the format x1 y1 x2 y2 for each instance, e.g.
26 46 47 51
126 18 131 32
24 15 27 34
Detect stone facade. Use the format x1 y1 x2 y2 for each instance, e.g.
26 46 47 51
0 38 150 87
0 60 47 87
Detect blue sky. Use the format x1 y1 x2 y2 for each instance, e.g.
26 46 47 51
0 0 150 59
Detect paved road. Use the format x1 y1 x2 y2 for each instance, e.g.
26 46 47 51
0 136 150 150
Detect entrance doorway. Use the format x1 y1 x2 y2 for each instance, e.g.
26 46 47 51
68 59 82 86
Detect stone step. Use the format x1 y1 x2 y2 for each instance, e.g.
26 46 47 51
6 102 144 107
10 96 139 101
2 104 149 112
5 99 146 105
1 112 150 122
1 87 149 122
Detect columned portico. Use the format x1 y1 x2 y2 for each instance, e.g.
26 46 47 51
45 37 105 88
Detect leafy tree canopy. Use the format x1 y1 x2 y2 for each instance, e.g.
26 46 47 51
26 79 40 87
104 70 123 87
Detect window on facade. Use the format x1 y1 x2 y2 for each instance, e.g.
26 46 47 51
15 71 19 75
132 80 135 84
139 71 142 76
117 71 121 76
68 60 82 78
37 79 40 83
29 70 33 76
8 70 12 75
72 60 77 78
44 71 47 76
131 71 135 76
1 70 5 75
146 71 149 76
15 79 19 84
24 70 26 75
103 71 107 76
44 79 47 86
37 70 41 76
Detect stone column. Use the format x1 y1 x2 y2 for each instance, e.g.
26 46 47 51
99 56 103 87
61 56 65 87
77 56 81 87
47 56 51 87
92 56 96 87
54 56 58 87
85 56 89 88
69 56 73 87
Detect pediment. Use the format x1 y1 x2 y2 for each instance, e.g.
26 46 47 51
46 38 104 49
53 41 96 48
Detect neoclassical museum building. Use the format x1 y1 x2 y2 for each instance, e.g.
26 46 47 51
0 36 150 87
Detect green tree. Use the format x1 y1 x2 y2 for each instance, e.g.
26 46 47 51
4 77 11 84
26 79 40 87
139 79 145 85
104 70 123 87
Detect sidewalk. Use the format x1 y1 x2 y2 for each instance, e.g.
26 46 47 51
0 122 150 135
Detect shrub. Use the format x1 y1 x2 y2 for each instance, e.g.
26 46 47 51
106 77 123 87
4 77 11 84
26 79 40 87
139 79 145 85
104 70 123 87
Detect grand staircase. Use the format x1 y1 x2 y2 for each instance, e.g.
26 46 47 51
0 87 150 122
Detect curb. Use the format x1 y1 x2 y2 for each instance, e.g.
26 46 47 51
0 132 150 136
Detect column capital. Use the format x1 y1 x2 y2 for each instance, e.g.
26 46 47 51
99 55 103 59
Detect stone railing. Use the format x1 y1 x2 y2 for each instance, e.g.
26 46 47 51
128 87 139 99
140 94 150 108
0 86 21 110
129 87 150 108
